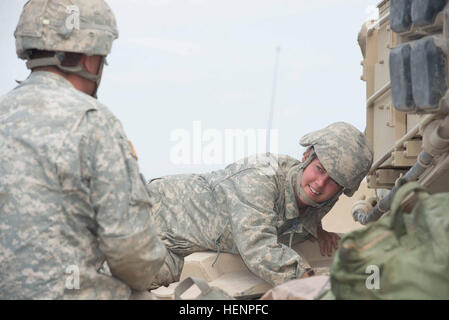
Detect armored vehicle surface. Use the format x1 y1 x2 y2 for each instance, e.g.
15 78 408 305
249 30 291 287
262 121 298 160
353 0 449 224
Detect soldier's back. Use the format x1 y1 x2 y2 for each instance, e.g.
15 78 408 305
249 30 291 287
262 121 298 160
0 71 131 299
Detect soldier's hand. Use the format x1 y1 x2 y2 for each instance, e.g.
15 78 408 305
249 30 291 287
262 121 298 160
300 268 315 279
313 226 340 257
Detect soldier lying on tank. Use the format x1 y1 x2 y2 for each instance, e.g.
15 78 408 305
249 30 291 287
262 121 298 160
0 0 166 299
148 122 373 288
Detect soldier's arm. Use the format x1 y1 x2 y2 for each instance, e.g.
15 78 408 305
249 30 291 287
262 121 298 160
224 170 307 287
86 111 167 291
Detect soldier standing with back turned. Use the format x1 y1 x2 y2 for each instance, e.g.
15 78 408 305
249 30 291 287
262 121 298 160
0 0 166 299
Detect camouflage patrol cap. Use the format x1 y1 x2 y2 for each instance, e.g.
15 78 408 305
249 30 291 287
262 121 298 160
15 0 118 59
300 122 373 197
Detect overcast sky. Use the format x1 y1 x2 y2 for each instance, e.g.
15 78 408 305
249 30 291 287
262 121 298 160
1 0 380 179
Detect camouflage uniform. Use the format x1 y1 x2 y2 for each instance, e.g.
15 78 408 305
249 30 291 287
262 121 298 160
149 122 374 287
0 0 166 299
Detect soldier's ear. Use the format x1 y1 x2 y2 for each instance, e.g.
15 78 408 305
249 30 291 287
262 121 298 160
82 54 102 75
302 148 311 162
79 54 88 70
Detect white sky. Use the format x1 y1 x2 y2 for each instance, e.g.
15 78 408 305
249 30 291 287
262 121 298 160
0 0 380 180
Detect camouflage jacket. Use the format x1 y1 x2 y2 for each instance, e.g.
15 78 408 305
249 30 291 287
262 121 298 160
148 153 337 286
0 71 166 299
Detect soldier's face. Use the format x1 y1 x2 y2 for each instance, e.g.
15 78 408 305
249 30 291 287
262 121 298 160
300 157 342 204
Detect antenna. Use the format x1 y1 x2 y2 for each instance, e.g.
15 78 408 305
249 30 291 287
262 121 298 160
266 46 281 154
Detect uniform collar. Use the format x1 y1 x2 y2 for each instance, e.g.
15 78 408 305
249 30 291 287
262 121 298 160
285 163 303 220
23 71 75 90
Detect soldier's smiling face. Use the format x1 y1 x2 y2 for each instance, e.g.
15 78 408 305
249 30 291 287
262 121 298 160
300 152 343 204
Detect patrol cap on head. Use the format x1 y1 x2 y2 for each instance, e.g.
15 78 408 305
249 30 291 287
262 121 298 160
14 0 119 59
300 122 373 197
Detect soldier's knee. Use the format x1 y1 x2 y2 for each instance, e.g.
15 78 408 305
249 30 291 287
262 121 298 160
150 251 184 289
